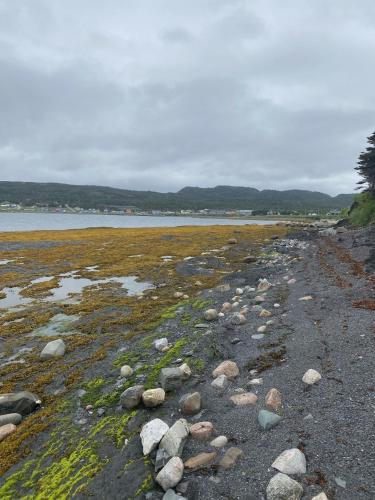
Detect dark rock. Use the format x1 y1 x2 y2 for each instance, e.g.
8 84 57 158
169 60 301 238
0 391 41 416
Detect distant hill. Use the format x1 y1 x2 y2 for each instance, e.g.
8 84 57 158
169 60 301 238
0 181 354 212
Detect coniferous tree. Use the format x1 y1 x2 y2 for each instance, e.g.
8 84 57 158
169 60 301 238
355 131 375 195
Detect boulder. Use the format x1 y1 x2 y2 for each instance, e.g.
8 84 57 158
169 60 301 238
266 473 303 500
219 447 244 469
302 369 321 385
40 339 66 359
210 435 228 448
140 418 169 455
258 410 282 430
0 423 17 442
156 457 184 491
230 392 258 406
0 391 41 416
120 365 133 377
142 388 165 408
154 338 169 351
160 367 185 391
203 309 218 321
265 388 282 410
272 448 307 475
179 392 201 415
184 452 216 470
120 385 144 409
212 361 239 380
211 374 229 391
189 421 214 440
0 413 22 426
159 419 189 457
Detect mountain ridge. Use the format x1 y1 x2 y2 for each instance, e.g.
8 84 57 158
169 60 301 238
0 181 354 212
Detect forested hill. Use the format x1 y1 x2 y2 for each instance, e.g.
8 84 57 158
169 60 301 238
0 181 354 211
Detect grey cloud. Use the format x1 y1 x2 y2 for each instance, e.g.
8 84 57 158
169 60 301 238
0 0 374 194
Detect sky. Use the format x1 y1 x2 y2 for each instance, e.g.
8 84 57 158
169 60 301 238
0 1 374 195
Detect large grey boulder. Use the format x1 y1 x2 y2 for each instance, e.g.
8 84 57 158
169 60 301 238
140 418 169 455
120 385 144 409
0 413 22 426
0 391 41 416
159 418 189 457
266 473 303 499
40 339 66 359
160 367 184 391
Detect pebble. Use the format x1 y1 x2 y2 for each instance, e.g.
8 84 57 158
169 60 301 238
212 360 239 380
120 385 145 409
287 278 297 284
221 302 232 312
189 421 214 440
311 493 328 500
142 388 166 408
299 295 313 301
184 452 216 470
154 338 169 351
219 447 244 469
247 378 263 386
257 325 267 333
335 477 347 488
179 363 191 380
140 418 169 455
258 278 272 291
173 292 184 298
265 388 282 410
266 320 274 325
243 255 257 263
302 369 322 385
211 374 229 391
227 238 238 244
254 296 266 303
97 408 105 417
258 410 282 430
156 457 184 491
272 448 307 474
120 365 133 377
159 418 189 457
259 309 272 318
236 288 244 295
203 309 218 321
266 473 303 500
0 423 17 442
210 435 228 448
194 323 209 329
274 303 280 308
230 392 258 406
0 413 22 426
231 337 241 344
179 392 201 415
85 404 93 412
40 339 66 359
251 334 265 340
230 313 247 325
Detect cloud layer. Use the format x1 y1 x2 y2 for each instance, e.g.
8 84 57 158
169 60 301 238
0 0 374 194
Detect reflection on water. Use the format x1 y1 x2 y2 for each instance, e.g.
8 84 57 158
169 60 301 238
0 273 154 310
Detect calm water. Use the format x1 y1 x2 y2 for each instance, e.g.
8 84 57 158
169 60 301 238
0 212 278 232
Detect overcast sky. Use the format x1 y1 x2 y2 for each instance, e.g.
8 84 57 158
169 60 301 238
0 1 374 194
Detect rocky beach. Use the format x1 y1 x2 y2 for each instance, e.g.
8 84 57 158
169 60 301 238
0 223 374 499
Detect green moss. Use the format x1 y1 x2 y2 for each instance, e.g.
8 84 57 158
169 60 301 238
144 338 189 389
191 298 213 309
135 473 153 497
113 350 141 369
187 357 205 373
81 378 106 406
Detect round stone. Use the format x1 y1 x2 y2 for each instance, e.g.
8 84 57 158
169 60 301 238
189 421 214 440
142 388 166 408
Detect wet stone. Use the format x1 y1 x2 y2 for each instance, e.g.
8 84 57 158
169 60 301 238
0 391 41 416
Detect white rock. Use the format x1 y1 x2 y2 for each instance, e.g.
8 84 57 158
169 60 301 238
173 292 184 298
120 365 133 377
40 339 66 359
248 378 263 385
179 363 191 380
272 448 306 475
287 278 296 284
156 457 184 491
257 325 267 333
311 493 328 500
266 320 274 325
236 288 244 295
154 338 169 351
204 309 218 321
210 435 228 448
140 418 169 455
274 303 280 308
266 473 303 500
302 369 322 385
218 312 225 317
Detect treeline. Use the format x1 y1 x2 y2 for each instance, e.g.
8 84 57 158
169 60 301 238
0 182 354 212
